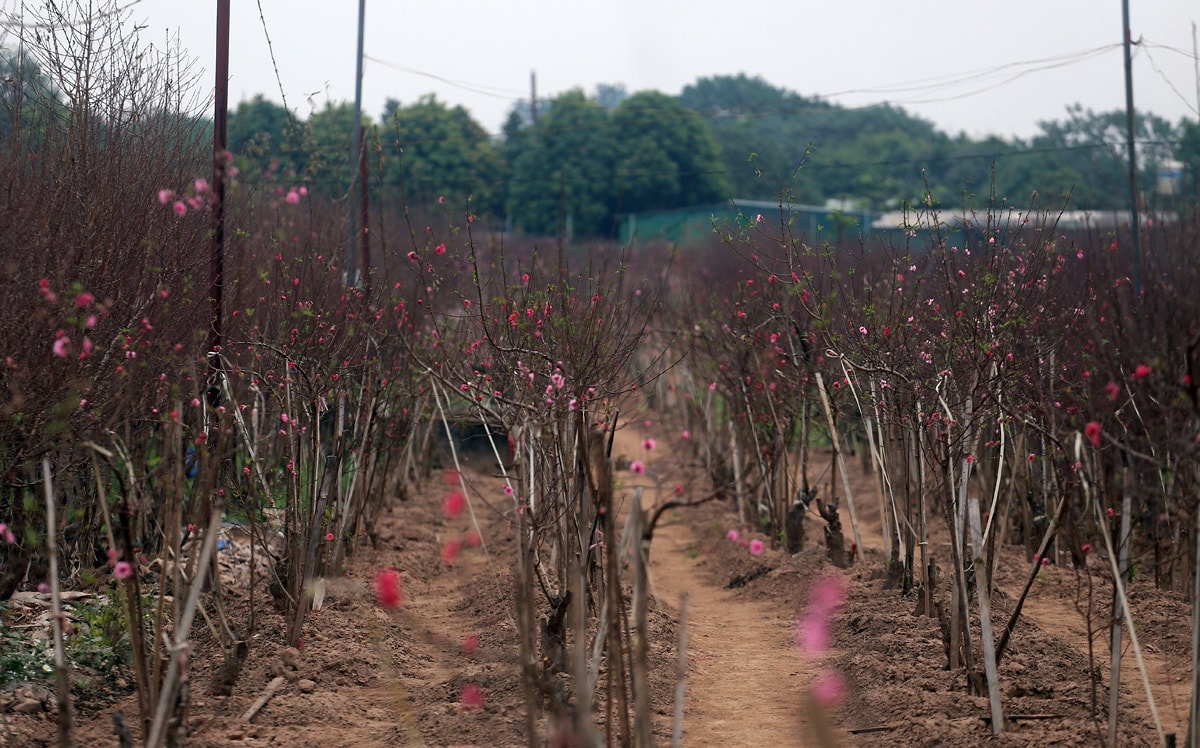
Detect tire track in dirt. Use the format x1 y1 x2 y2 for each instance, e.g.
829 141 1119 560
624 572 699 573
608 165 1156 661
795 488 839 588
646 512 819 746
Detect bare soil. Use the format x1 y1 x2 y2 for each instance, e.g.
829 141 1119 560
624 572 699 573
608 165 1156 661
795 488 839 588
4 424 1195 747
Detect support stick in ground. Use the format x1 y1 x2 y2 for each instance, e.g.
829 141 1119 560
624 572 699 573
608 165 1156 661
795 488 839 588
1095 493 1166 746
672 593 689 748
815 372 863 562
42 458 75 748
969 498 1004 734
1108 491 1133 748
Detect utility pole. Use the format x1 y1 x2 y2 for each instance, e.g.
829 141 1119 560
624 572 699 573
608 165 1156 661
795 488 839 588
208 0 230 403
530 70 538 124
1121 0 1143 297
347 0 366 288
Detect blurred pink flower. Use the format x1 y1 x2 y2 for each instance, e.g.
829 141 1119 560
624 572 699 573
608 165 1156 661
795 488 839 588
1084 421 1101 448
443 491 466 518
374 568 403 610
460 684 486 709
630 460 645 475
285 190 300 204
113 561 133 580
157 189 174 204
749 539 765 556
810 671 846 708
441 540 461 565
172 201 187 217
726 530 739 542
681 429 691 440
642 438 656 451
52 336 71 358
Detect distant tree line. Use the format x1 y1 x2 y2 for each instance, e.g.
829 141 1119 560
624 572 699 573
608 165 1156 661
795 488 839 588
7 48 1197 237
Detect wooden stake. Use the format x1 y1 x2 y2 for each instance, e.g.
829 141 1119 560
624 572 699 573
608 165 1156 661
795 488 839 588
815 373 863 561
672 593 689 748
1108 490 1133 748
42 459 75 748
970 498 1004 734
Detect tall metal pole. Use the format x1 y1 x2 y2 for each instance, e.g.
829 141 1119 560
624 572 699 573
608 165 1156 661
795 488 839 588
347 0 366 288
530 70 538 124
209 0 230 403
1121 0 1143 297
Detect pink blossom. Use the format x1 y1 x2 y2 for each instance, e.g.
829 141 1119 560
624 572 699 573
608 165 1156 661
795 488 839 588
726 529 739 542
749 539 765 556
810 671 846 708
681 429 691 440
79 338 94 359
441 540 461 565
194 178 209 194
113 561 133 580
709 382 717 391
796 617 831 656
435 243 446 255
642 438 656 451
74 292 94 308
374 568 403 610
85 314 97 328
299 186 308 196
325 532 335 541
503 485 514 497
442 491 466 518
1132 364 1152 380
285 190 300 204
1084 421 1101 448
52 336 71 358
459 684 486 709
807 575 848 617
630 460 645 475
157 189 175 205
462 635 479 653
172 200 187 217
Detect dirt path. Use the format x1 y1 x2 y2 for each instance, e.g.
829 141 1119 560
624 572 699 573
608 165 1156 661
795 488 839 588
647 514 819 745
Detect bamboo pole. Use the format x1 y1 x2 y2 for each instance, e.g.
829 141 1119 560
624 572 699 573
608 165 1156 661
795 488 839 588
969 498 1004 733
1108 490 1133 747
672 593 689 748
815 372 863 561
42 459 75 748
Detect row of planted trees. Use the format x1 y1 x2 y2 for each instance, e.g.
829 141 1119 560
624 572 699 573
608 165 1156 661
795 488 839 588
665 196 1200 741
6 3 1200 745
2 5 696 745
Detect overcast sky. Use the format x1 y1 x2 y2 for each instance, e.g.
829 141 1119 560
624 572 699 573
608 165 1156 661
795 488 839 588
33 1 1200 140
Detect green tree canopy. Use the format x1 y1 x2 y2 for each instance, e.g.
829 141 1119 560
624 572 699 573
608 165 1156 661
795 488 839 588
610 90 730 214
380 94 503 216
228 95 301 181
506 90 614 237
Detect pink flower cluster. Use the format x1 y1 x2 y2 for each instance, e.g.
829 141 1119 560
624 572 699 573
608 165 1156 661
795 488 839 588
795 575 849 708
